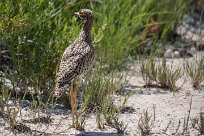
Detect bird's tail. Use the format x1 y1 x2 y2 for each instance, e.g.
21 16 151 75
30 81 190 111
53 82 62 99
53 82 69 100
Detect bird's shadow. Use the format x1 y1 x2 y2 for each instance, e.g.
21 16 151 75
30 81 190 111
76 132 125 136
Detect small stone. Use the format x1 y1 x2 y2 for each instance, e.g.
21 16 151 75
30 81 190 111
130 66 134 70
190 27 196 33
190 47 197 54
4 79 12 89
184 15 195 25
176 26 182 34
182 20 187 26
192 34 200 42
164 49 173 58
201 30 204 36
0 71 4 77
0 118 5 126
21 100 30 108
173 51 180 58
7 100 14 107
180 27 187 35
196 28 202 35
185 31 193 40
186 51 193 57
184 24 190 30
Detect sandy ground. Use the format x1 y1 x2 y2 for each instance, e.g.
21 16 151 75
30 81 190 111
0 53 204 136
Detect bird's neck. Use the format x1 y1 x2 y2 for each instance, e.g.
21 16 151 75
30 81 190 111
78 19 93 44
78 29 92 43
83 19 93 32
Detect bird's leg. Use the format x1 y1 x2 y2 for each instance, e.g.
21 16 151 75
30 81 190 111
73 78 80 129
70 81 75 128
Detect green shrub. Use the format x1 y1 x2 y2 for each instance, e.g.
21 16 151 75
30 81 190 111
0 0 187 95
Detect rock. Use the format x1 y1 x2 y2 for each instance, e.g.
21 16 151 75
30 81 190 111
173 51 180 58
201 30 204 35
185 31 193 40
190 47 197 54
186 51 194 57
192 34 200 42
21 100 30 108
164 49 173 58
4 79 12 89
7 100 14 107
0 71 4 77
196 28 202 35
0 72 13 90
184 15 196 26
0 118 5 126
190 27 196 33
184 24 190 31
176 26 182 34
180 27 187 36
182 20 187 26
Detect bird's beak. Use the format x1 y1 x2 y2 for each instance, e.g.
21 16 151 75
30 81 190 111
74 11 84 20
74 12 80 16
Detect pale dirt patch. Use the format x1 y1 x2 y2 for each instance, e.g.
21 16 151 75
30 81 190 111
0 52 204 136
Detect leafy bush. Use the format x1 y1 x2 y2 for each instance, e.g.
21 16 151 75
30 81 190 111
95 0 187 69
0 0 187 96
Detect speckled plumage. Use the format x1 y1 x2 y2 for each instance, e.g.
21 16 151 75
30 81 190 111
55 9 95 96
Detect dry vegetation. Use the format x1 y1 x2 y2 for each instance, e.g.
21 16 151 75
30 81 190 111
140 56 182 91
185 56 204 88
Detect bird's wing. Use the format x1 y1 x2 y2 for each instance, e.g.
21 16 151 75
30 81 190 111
56 43 91 88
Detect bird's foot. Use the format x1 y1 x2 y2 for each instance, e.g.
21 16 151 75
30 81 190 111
71 124 75 128
71 123 83 130
76 123 83 131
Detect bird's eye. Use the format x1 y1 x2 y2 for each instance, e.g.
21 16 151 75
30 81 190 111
79 11 85 16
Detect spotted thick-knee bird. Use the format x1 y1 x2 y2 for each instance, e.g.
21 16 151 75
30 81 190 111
54 9 95 129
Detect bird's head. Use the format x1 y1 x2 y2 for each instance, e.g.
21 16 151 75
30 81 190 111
74 9 93 24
